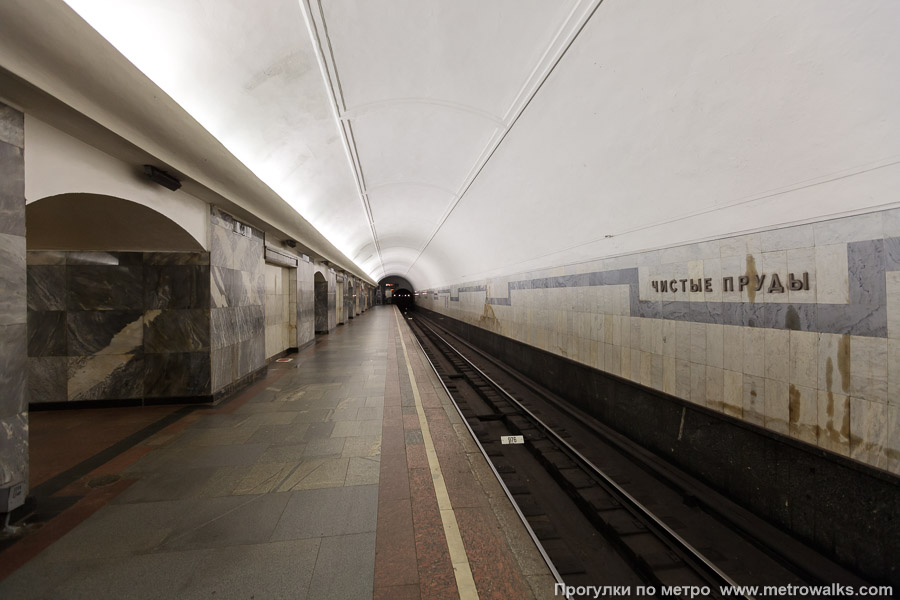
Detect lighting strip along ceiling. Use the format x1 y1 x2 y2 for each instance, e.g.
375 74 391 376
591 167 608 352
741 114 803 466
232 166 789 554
299 0 385 278
403 0 606 278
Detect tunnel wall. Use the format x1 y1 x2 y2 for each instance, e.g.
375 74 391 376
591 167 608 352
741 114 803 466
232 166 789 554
417 209 900 476
27 250 211 403
0 103 28 495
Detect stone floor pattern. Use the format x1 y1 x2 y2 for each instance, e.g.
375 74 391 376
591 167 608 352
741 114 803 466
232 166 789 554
0 306 553 599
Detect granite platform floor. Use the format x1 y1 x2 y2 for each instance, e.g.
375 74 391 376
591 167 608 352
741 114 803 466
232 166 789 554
0 306 554 599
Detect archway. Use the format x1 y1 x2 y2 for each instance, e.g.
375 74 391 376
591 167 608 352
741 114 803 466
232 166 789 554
314 272 328 334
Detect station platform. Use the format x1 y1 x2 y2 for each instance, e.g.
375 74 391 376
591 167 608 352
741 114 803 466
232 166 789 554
0 306 555 600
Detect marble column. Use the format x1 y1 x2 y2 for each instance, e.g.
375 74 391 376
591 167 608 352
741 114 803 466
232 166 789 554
0 102 28 502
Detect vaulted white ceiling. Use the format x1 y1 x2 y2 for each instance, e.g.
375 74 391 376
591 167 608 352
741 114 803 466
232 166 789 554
62 0 900 290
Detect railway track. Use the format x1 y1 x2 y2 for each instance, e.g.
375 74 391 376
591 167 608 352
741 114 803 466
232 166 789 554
406 312 871 599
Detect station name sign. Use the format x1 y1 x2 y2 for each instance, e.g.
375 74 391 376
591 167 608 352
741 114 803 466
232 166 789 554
650 272 810 294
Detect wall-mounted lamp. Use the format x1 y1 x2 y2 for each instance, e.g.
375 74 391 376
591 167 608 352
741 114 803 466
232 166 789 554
143 165 182 191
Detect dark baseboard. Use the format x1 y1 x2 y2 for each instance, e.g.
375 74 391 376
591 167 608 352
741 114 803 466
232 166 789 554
211 364 268 403
29 395 215 411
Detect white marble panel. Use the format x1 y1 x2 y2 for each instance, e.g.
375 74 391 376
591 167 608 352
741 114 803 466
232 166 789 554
706 365 724 412
850 396 889 469
814 243 850 304
815 212 884 246
742 375 765 426
761 224 815 251
761 250 788 303
788 384 818 444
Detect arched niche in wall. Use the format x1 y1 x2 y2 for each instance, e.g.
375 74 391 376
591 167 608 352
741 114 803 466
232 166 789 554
27 193 205 252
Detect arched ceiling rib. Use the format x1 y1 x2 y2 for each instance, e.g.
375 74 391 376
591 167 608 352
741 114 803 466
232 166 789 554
58 0 900 290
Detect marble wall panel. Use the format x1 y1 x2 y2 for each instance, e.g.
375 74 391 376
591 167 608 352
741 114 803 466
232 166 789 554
27 266 65 311
144 352 211 397
27 357 67 404
67 311 143 356
0 233 27 326
0 323 27 413
27 311 66 357
67 354 144 401
209 206 266 393
25 250 212 402
0 141 25 237
0 103 26 491
66 266 143 310
144 309 210 353
144 265 210 310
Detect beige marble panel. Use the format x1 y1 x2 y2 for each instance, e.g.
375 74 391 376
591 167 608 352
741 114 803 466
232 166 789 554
889 338 900 408
850 397 889 470
887 271 900 339
704 257 723 302
788 384 818 444
850 336 888 404
706 324 724 369
705 366 724 412
690 322 706 365
742 375 765 426
723 369 743 417
640 351 652 386
888 405 900 475
720 255 744 303
814 244 850 304
690 363 706 405
765 379 789 435
764 329 790 382
663 355 676 395
723 325 743 373
789 331 818 389
817 391 850 456
675 359 692 400
817 333 851 394
742 327 766 377
662 320 677 358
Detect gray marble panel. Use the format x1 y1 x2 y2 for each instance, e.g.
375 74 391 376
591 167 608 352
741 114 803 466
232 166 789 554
26 251 66 265
67 310 143 356
28 310 66 357
144 351 211 397
0 323 26 416
0 104 23 147
144 309 210 353
28 356 67 404
210 206 234 229
637 301 661 319
227 269 251 307
143 252 209 266
0 141 25 237
769 303 817 331
885 237 900 272
0 232 26 325
27 265 66 311
211 266 233 308
0 412 28 488
144 265 210 310
210 224 235 269
67 354 144 401
235 332 265 378
67 252 143 266
661 301 691 321
211 308 236 350
67 266 143 310
211 346 234 392
847 240 885 306
817 304 887 337
235 236 264 273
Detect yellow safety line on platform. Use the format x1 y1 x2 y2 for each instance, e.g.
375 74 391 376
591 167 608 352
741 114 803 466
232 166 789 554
395 312 480 600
